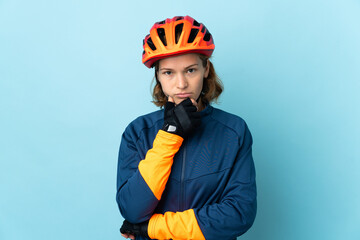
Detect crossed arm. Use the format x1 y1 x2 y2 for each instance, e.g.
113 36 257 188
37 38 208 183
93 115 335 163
117 123 256 240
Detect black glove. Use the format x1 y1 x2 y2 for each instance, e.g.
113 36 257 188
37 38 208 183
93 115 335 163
162 98 201 138
120 220 149 238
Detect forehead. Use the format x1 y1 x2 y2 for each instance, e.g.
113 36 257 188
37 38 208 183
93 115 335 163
159 53 201 69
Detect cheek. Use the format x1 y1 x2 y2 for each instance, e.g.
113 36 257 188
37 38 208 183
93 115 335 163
162 88 169 96
159 80 170 95
196 78 204 92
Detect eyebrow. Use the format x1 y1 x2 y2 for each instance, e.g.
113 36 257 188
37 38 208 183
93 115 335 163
159 63 199 71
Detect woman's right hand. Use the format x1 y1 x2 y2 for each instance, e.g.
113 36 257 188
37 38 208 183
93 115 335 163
162 97 201 138
121 233 135 239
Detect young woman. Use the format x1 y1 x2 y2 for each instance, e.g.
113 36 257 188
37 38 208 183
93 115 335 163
116 15 257 240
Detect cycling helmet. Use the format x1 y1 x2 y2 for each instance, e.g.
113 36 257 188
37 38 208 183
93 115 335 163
142 15 215 68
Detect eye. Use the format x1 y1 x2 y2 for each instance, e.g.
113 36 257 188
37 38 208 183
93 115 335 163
162 71 172 76
187 68 197 73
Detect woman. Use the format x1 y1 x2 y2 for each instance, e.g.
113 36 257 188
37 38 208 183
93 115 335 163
117 16 257 240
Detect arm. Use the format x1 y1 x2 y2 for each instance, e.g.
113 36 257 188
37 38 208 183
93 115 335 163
117 98 200 224
116 128 183 223
148 124 257 240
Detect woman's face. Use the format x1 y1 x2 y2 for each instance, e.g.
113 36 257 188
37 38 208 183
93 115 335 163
157 53 209 106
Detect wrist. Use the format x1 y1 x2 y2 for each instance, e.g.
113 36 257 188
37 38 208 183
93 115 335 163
162 123 184 138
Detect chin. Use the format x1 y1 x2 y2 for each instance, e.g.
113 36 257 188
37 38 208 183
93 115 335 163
175 98 190 104
174 99 184 105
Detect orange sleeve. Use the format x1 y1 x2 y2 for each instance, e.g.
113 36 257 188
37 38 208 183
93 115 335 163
138 130 183 201
148 209 205 240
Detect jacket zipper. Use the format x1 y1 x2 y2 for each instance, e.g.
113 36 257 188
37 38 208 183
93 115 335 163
180 144 186 211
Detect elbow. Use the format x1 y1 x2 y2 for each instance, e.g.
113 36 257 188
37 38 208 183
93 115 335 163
119 208 152 224
242 213 256 235
224 197 257 237
116 190 152 224
237 200 257 236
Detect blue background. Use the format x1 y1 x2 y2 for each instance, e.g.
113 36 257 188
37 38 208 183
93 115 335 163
1 0 359 239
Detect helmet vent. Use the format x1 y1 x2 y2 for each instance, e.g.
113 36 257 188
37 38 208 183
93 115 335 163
147 37 157 50
175 16 184 21
142 50 145 55
157 20 165 25
204 30 211 41
157 28 167 46
193 20 200 27
144 34 150 46
201 26 205 33
175 23 184 44
188 28 199 43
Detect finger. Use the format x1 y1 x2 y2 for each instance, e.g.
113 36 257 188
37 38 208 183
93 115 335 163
129 234 135 240
121 233 129 238
165 98 175 111
190 98 198 111
168 96 175 103
190 98 198 107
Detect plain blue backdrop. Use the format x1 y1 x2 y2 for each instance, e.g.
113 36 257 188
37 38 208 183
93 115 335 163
1 0 359 239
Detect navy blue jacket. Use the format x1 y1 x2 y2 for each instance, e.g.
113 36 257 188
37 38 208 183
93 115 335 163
117 105 257 239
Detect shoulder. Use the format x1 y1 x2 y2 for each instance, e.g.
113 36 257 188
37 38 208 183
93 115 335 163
209 106 252 143
123 109 163 140
210 107 248 131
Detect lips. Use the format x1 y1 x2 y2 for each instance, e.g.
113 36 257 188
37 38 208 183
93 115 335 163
176 93 192 98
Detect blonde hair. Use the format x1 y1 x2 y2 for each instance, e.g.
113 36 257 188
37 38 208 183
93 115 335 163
151 54 223 107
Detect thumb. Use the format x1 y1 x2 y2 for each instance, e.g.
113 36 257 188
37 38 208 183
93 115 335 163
168 96 175 103
164 96 175 111
190 98 198 107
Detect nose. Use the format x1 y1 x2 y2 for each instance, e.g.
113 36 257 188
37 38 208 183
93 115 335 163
176 73 188 89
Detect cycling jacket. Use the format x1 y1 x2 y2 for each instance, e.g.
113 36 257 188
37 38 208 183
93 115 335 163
116 105 257 240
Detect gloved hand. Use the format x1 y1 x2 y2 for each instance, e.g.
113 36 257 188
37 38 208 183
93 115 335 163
162 97 201 138
120 220 149 238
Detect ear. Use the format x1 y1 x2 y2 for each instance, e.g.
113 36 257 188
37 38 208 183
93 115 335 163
204 59 210 78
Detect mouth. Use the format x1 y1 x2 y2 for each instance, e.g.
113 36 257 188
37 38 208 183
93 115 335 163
175 93 192 98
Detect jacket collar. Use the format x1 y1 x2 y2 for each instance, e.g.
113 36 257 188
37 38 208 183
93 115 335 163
200 104 213 117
